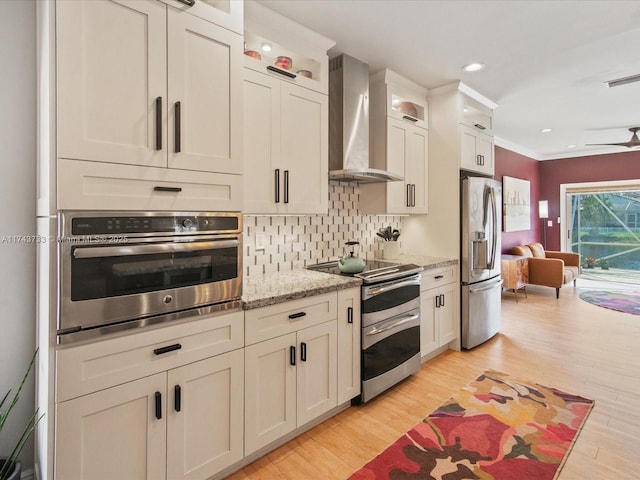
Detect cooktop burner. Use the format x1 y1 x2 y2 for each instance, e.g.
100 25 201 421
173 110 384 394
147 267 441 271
306 260 423 284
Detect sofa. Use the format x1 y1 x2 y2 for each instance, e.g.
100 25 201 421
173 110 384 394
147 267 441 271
511 243 580 298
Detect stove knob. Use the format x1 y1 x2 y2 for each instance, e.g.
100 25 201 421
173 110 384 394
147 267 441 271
182 218 193 229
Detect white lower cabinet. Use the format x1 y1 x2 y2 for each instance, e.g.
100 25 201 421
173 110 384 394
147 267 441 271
55 349 243 480
54 311 244 480
420 267 459 358
244 289 359 456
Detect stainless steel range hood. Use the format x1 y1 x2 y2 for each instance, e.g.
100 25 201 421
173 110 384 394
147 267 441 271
328 54 403 183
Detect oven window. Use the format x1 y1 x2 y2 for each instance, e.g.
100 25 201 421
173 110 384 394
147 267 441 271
70 245 238 301
362 325 420 381
363 284 420 315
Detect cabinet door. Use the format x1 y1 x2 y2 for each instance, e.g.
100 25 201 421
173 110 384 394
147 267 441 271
243 68 281 214
420 289 439 357
167 8 242 174
167 349 244 480
460 125 480 172
280 83 328 214
476 132 495 175
296 321 337 426
386 118 409 214
407 126 429 213
244 333 297 455
438 284 458 345
55 373 167 480
337 288 361 404
56 0 167 168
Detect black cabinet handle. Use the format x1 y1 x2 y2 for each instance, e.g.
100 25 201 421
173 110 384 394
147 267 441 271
176 0 195 5
155 97 162 150
474 123 486 130
440 294 445 307
300 342 307 362
434 275 444 280
267 65 297 79
290 346 296 366
288 312 306 320
347 307 353 324
435 295 440 308
153 343 182 355
411 184 416 207
284 170 289 204
174 385 181 413
476 154 482 166
174 101 181 153
155 391 162 420
406 183 411 207
275 168 280 203
402 115 418 123
153 186 182 193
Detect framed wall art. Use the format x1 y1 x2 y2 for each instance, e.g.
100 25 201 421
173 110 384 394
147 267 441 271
503 176 531 232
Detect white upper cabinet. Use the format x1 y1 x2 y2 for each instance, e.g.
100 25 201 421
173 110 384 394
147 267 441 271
242 1 334 215
360 70 429 214
57 0 242 174
460 124 494 176
53 0 244 211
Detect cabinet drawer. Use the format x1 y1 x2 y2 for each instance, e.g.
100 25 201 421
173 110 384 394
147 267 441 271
421 266 456 291
57 158 243 212
56 310 244 402
245 293 337 345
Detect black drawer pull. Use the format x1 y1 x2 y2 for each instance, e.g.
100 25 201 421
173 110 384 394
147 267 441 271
290 346 296 366
440 294 445 307
435 295 440 308
402 115 418 123
474 123 486 130
434 275 444 280
174 385 181 413
275 168 281 203
267 65 297 79
154 186 182 193
284 170 289 204
153 343 182 355
300 342 307 362
176 0 195 5
288 312 306 320
347 306 353 324
155 391 162 420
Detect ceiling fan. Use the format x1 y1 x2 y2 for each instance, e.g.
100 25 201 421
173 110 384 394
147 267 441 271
586 127 640 148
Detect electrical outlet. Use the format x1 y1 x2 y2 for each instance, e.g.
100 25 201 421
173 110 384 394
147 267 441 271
547 220 553 227
255 232 266 251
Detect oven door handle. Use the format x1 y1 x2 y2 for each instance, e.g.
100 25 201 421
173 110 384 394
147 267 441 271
365 276 421 297
73 239 239 259
366 312 419 336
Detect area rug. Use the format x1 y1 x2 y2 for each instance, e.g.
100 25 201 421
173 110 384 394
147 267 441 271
579 290 640 315
349 370 594 480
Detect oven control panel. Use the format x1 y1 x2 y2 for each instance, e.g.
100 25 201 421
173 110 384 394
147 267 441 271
67 213 240 236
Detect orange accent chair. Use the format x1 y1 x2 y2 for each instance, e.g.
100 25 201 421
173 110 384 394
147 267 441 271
511 243 580 298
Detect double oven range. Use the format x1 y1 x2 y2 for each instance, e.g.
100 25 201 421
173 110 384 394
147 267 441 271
57 211 243 344
308 260 423 403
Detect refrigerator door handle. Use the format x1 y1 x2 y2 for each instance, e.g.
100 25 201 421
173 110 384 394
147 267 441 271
469 278 503 293
484 187 498 270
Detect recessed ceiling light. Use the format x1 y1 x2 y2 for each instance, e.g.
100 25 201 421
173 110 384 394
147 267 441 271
567 144 576 148
261 43 272 52
462 62 485 72
540 128 552 133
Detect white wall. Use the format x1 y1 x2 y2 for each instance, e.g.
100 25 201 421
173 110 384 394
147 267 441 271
0 0 37 472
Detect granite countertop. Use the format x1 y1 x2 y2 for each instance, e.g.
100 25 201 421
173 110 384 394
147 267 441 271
396 254 458 270
242 256 457 310
242 269 362 310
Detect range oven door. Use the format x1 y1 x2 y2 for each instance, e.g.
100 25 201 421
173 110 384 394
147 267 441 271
60 236 241 334
361 273 421 328
361 306 421 402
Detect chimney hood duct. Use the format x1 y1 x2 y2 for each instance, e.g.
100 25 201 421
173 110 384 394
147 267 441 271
328 54 403 183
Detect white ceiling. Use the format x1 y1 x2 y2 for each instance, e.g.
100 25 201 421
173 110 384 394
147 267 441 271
255 0 640 160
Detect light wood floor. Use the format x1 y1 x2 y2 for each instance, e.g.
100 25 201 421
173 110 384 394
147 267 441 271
228 283 640 479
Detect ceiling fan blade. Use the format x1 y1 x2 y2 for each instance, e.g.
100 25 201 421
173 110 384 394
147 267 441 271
585 142 637 147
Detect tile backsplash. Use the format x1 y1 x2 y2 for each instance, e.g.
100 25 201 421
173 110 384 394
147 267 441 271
244 182 403 277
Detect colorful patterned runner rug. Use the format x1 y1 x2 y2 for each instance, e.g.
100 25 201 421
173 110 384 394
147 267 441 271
579 290 640 315
349 370 594 480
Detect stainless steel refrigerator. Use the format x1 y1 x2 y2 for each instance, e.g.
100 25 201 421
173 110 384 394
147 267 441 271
461 176 503 349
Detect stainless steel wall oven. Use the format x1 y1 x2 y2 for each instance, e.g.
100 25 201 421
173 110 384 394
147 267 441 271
58 211 242 344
